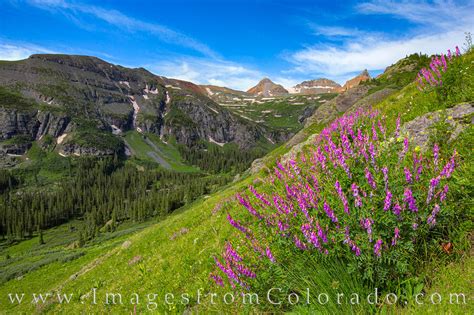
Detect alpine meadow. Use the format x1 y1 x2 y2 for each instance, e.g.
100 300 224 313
0 0 473 314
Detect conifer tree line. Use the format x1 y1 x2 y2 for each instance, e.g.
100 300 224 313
0 158 230 242
179 144 266 173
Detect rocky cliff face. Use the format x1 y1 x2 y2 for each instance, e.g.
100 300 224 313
338 70 371 92
0 108 72 141
247 78 288 97
290 78 341 94
0 54 283 156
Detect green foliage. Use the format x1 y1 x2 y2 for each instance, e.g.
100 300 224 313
178 142 267 174
0 156 231 242
67 129 123 152
0 86 38 110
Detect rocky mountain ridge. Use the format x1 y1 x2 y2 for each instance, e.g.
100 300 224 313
288 78 341 94
0 54 287 158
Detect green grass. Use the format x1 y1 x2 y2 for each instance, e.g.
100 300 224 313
123 131 199 172
0 86 38 110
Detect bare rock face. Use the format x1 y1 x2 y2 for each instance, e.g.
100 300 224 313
0 107 73 143
247 78 288 97
402 103 474 149
305 85 371 127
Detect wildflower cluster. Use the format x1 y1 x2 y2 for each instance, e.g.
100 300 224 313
416 46 461 89
211 109 457 290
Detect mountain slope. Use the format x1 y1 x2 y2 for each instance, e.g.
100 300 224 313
0 55 285 160
0 51 472 314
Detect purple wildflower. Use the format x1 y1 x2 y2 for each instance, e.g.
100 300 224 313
439 184 449 202
374 239 383 257
266 247 276 263
335 180 350 215
294 235 307 250
404 187 418 212
404 167 413 184
372 124 378 141
395 115 400 138
401 137 409 158
391 227 400 246
249 186 271 207
351 183 362 208
427 176 440 204
384 190 392 211
236 264 256 278
392 202 402 216
440 150 457 178
237 194 263 219
360 218 374 241
427 204 441 227
365 167 377 190
227 214 248 234
323 201 338 223
225 242 243 262
210 273 224 287
433 143 439 169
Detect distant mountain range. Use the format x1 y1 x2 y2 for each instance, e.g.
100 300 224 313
200 70 371 103
0 53 371 164
0 54 290 161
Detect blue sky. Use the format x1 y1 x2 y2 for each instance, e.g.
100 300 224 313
0 0 472 90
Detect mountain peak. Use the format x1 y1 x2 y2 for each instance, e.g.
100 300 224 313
339 70 371 92
247 78 288 97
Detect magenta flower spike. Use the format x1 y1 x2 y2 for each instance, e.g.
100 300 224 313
374 239 383 257
403 187 418 212
439 184 449 202
391 227 400 246
365 167 377 189
265 247 276 263
404 167 412 183
384 190 392 211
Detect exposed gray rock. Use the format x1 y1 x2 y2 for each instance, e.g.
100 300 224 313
402 103 474 149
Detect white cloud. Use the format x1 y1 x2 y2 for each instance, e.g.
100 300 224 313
287 31 466 76
26 0 218 58
148 58 264 91
357 0 474 31
286 0 473 80
308 25 369 38
0 42 55 60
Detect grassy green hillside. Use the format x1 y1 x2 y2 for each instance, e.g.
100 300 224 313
0 50 472 314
